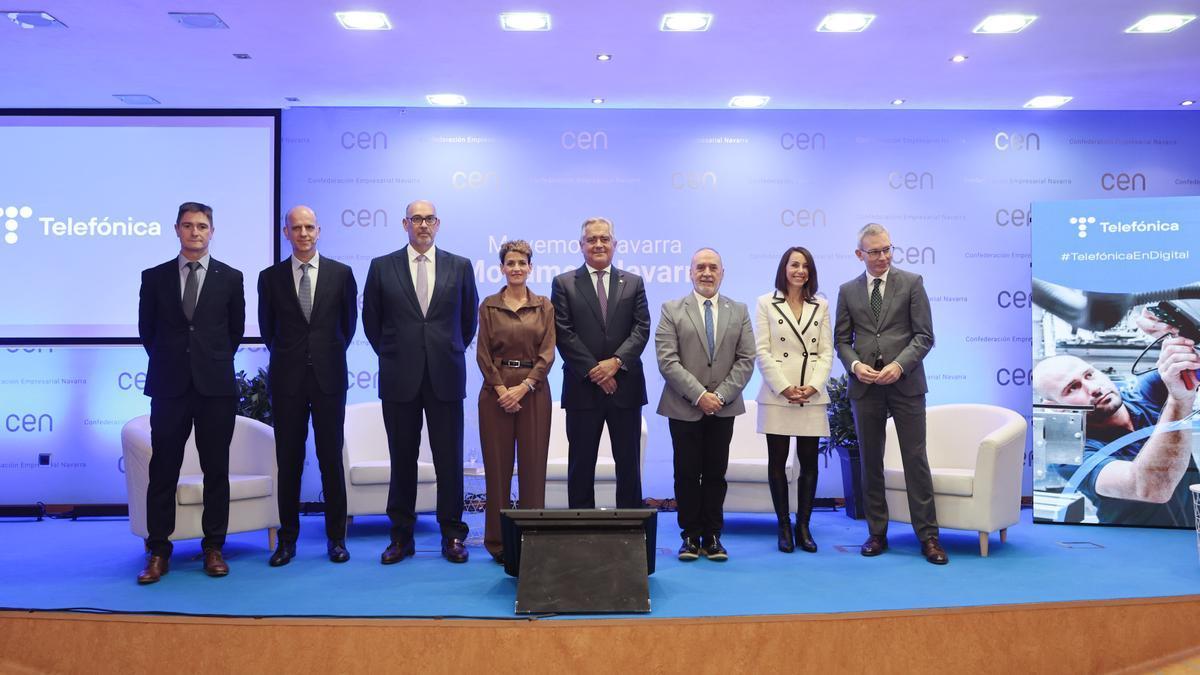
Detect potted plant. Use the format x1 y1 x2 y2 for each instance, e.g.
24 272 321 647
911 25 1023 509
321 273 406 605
235 368 273 426
823 373 864 519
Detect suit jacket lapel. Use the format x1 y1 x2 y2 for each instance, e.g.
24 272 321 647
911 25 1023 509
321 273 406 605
877 270 901 328
391 247 423 315
605 269 626 328
713 297 732 355
308 259 334 319
575 265 605 326
426 248 453 313
680 295 706 354
195 258 221 316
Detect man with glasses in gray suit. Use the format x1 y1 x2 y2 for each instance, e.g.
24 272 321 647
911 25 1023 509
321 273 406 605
834 223 947 564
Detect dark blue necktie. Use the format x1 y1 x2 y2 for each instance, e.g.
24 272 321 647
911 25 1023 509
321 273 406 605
870 278 882 320
704 299 715 358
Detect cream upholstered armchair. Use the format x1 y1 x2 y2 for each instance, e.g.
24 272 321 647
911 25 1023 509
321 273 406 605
883 403 1028 556
724 401 798 513
122 415 280 549
342 401 437 524
544 406 648 508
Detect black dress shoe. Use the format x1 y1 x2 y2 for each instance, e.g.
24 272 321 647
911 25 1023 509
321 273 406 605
922 536 949 565
678 537 701 561
489 550 504 565
795 523 817 553
380 540 415 565
860 534 888 557
441 538 468 563
327 540 350 563
269 542 296 567
777 523 795 553
700 534 728 561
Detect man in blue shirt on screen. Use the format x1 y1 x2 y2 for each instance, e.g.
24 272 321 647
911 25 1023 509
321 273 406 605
1032 335 1199 527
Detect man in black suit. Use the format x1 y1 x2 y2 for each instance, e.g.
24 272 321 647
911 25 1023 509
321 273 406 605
363 199 479 564
551 217 650 509
258 205 358 566
136 202 245 584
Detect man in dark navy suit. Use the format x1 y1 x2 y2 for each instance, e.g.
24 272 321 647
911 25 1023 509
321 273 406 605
363 199 479 564
137 202 245 584
258 205 357 566
551 217 650 509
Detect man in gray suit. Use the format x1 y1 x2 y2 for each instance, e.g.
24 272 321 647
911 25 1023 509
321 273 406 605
834 223 947 564
655 248 756 561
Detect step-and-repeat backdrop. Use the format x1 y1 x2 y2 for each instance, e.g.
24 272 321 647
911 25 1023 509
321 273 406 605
3 108 1198 503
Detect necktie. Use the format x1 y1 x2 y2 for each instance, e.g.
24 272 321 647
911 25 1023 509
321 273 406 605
870 278 882 320
703 299 715 359
182 261 200 322
298 263 313 321
595 270 608 322
415 254 430 316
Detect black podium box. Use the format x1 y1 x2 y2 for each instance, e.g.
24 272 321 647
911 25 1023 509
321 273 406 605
500 508 657 614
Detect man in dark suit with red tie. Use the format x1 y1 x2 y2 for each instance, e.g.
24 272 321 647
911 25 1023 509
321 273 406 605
363 199 479 564
136 202 245 584
551 217 650 509
258 205 358 566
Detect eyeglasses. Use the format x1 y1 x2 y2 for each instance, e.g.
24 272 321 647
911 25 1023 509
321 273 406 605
407 215 439 226
859 245 894 259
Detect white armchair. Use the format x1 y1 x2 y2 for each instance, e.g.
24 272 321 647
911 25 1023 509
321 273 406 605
122 415 279 549
883 403 1028 556
724 401 798 513
544 406 648 508
342 401 437 524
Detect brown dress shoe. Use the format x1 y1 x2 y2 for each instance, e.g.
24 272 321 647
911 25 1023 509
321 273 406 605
381 540 415 565
860 534 888 557
922 536 949 565
441 538 468 563
137 555 169 585
203 549 230 577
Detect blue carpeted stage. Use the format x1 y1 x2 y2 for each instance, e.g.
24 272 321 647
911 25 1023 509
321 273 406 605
2 507 1197 619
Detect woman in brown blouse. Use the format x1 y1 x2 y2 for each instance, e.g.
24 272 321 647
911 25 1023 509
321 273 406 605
476 239 556 562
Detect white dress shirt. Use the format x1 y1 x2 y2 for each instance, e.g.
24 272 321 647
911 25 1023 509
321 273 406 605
693 290 720 333
866 267 890 298
177 253 211 300
292 251 320 308
586 263 613 298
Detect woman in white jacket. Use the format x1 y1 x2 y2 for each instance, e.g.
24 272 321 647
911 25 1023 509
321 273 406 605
755 246 833 553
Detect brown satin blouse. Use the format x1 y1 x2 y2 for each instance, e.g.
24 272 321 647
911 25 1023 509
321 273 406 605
476 287 556 388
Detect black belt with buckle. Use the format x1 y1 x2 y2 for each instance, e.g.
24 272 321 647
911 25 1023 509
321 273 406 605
499 359 534 368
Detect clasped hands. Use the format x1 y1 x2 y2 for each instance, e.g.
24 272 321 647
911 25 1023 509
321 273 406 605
780 384 818 405
494 383 528 414
588 357 621 395
853 361 902 386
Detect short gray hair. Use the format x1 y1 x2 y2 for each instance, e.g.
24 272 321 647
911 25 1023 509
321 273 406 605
857 222 889 249
580 217 615 239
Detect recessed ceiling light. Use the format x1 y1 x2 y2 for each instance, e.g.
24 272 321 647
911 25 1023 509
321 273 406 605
426 94 468 106
1023 95 1073 109
950 54 969 63
591 98 605 104
113 94 161 105
168 12 228 29
596 53 612 61
5 11 66 28
1182 99 1196 106
335 11 391 30
729 95 769 108
500 12 550 31
890 98 905 106
1125 14 1195 33
660 13 713 32
973 14 1037 34
816 13 875 32
232 53 251 59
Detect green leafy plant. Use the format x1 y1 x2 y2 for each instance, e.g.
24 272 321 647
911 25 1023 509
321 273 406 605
822 373 858 456
235 368 273 426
